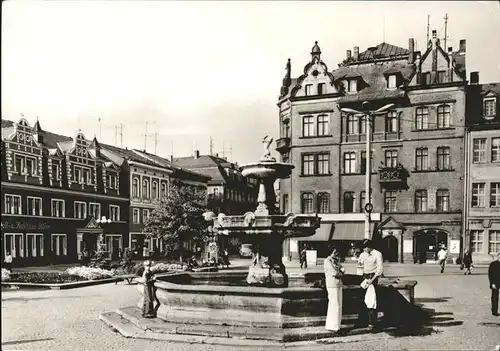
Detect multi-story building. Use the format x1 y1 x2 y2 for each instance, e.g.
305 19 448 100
99 146 210 259
277 30 467 263
1 117 129 266
464 78 500 263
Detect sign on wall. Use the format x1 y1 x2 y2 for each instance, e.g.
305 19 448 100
290 239 298 253
1 221 50 231
403 239 413 254
449 240 460 254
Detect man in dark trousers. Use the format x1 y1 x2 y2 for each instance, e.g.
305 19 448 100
489 252 500 316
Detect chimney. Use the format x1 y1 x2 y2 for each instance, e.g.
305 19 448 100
459 39 466 54
415 51 421 72
346 50 352 60
194 150 200 159
353 46 359 61
470 71 479 85
447 47 454 68
170 155 173 162
431 30 438 48
215 153 219 158
408 38 415 64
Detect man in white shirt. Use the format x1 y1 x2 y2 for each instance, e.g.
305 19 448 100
4 252 13 270
437 245 448 274
359 239 384 329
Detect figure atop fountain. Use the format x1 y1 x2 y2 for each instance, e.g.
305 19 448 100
261 135 276 162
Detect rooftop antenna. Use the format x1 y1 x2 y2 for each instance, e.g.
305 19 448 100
144 121 148 151
426 15 430 45
98 117 102 140
443 13 449 50
383 15 385 42
209 136 214 156
154 131 159 154
120 123 123 148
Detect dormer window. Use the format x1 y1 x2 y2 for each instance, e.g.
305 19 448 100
317 83 325 95
348 79 357 93
305 84 313 96
484 98 496 119
387 75 397 89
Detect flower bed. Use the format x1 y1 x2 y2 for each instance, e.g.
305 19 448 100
8 272 88 284
65 267 114 280
2 268 11 282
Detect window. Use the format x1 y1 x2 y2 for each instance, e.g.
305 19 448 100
74 167 81 183
484 98 496 117
143 179 150 199
161 182 168 198
14 154 36 175
437 105 450 128
471 183 486 208
385 150 398 168
302 116 314 137
305 84 313 96
132 177 140 197
359 116 366 134
387 74 397 89
343 192 356 213
415 190 428 212
301 193 314 214
436 189 450 212
83 169 91 184
317 193 330 213
386 111 398 133
346 114 357 135
27 197 42 216
282 194 289 214
489 231 500 254
360 151 373 175
107 173 117 189
490 183 500 207
51 234 67 256
415 148 429 171
302 154 315 175
492 138 500 163
470 230 484 253
4 233 24 258
384 191 397 212
152 181 159 199
317 83 325 95
143 209 150 222
437 70 446 84
437 147 451 170
344 152 356 174
317 153 330 175
5 194 22 214
133 209 140 224
415 107 429 130
74 201 87 219
360 191 373 212
26 233 44 258
88 203 101 219
423 72 431 85
317 115 329 136
51 199 65 217
51 160 60 180
472 139 487 163
348 79 357 93
109 205 120 221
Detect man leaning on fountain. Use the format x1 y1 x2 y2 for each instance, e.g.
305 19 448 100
358 239 384 330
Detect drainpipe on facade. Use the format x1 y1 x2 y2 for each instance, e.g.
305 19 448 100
462 125 470 257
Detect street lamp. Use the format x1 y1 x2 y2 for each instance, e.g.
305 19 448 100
96 216 112 224
340 102 395 239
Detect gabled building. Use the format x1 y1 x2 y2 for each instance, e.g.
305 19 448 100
465 79 500 262
1 117 129 266
277 30 468 262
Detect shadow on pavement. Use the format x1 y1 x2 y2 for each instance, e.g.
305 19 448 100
2 338 54 346
478 322 500 327
414 297 452 303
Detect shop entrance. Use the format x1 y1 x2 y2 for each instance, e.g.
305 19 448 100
414 229 448 263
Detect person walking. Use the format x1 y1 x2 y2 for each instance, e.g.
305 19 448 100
300 246 308 269
437 245 448 273
358 239 384 330
324 247 345 335
462 250 473 275
488 252 500 316
4 252 13 271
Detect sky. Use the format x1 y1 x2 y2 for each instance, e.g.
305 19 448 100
2 1 500 165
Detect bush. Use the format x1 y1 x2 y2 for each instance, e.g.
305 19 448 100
119 248 135 273
2 268 11 282
151 262 188 274
65 266 115 280
9 272 85 284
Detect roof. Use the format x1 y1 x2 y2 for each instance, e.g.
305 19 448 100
173 154 234 185
1 120 14 128
356 43 409 62
481 83 500 96
100 143 161 168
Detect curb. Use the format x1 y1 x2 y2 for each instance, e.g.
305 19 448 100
1 277 120 290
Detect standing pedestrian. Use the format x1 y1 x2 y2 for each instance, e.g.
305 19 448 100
223 248 230 269
4 252 13 271
462 250 473 275
488 252 500 316
437 245 448 273
358 239 384 330
324 247 345 335
300 246 308 269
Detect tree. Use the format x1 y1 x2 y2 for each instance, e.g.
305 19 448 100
143 179 208 263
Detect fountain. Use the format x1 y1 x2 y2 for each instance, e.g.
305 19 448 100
100 137 422 344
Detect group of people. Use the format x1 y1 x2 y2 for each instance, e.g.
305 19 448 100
437 245 474 275
324 239 383 335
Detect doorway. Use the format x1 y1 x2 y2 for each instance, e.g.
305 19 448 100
414 229 448 263
382 235 399 262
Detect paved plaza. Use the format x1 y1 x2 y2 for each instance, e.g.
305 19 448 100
2 263 500 351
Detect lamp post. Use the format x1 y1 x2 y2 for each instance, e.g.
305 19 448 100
341 102 395 239
96 216 112 256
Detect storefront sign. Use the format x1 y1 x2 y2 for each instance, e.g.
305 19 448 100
450 240 460 254
1 221 50 231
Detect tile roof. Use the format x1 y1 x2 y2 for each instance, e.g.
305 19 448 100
357 43 409 62
173 155 233 185
99 143 161 168
1 120 14 128
481 83 500 95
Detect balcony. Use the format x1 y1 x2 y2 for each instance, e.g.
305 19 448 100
276 137 291 154
378 165 409 190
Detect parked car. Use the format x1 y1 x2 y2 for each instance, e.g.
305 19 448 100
239 244 253 258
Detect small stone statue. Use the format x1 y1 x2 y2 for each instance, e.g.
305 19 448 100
262 135 274 160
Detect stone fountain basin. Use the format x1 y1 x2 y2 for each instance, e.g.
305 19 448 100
135 271 419 341
240 162 294 179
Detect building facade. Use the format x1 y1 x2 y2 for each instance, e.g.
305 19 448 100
1 118 129 266
464 80 500 263
277 30 468 262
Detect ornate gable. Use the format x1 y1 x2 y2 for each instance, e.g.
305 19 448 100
66 132 97 190
291 41 338 98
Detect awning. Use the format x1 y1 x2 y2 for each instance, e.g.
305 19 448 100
302 222 376 242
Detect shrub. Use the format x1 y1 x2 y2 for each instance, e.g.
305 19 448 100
9 272 85 284
2 268 11 282
65 266 115 280
119 248 135 273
